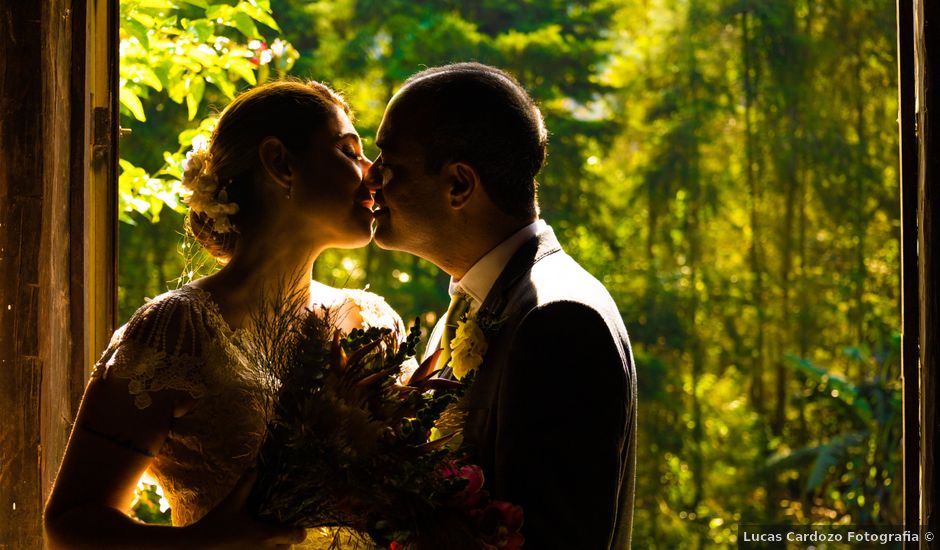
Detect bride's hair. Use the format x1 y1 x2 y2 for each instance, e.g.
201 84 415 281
186 79 350 262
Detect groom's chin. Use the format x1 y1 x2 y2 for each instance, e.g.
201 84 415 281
371 220 395 249
371 233 397 251
371 228 409 253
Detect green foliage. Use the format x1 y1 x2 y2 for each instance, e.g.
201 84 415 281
766 345 902 524
130 483 171 525
118 0 299 320
118 0 298 223
119 0 902 544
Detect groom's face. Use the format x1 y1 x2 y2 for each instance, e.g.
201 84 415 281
367 98 451 257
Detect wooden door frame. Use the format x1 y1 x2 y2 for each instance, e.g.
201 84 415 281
0 0 117 547
899 0 938 546
0 0 934 546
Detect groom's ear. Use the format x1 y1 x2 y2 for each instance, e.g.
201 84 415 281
445 161 479 209
258 136 294 195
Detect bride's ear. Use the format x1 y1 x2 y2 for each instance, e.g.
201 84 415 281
258 137 294 197
446 161 479 209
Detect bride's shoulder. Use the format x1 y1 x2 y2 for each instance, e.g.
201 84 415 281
309 280 406 334
95 285 223 408
114 284 233 348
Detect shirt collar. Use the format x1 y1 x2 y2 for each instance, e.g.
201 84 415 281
449 219 547 311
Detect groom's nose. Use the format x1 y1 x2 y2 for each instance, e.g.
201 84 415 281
364 159 383 190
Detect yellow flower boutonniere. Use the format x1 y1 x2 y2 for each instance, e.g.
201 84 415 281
449 316 489 380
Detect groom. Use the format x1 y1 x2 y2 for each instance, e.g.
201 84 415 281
366 62 636 549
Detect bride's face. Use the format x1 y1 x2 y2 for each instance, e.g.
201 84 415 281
289 106 374 248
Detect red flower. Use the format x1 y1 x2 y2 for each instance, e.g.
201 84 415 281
471 500 524 549
439 462 486 508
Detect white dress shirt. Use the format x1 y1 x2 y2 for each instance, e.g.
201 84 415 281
423 219 547 360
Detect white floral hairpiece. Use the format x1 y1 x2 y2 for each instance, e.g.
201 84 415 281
181 135 239 234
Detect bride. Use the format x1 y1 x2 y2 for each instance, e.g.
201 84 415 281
44 80 405 549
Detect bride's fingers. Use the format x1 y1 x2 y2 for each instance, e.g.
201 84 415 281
290 527 307 543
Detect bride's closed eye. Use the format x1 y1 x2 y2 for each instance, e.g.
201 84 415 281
340 145 363 161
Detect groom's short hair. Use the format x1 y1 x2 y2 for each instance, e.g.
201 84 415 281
397 63 547 221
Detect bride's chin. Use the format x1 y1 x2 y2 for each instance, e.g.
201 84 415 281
346 226 374 248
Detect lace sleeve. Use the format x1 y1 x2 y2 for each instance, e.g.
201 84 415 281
92 290 215 409
337 288 408 337
337 289 419 381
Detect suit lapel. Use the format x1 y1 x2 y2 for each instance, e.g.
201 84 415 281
478 226 564 318
435 227 563 381
459 227 564 449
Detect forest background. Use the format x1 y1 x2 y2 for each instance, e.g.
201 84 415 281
117 0 902 546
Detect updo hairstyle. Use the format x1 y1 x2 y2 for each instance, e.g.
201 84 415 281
186 80 350 262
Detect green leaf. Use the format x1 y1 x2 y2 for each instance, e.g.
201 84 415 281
188 19 214 43
765 445 822 473
186 76 205 120
784 354 873 424
129 12 155 29
148 196 164 223
236 0 280 31
119 86 147 121
806 431 869 492
136 65 164 92
205 5 234 21
766 430 870 494
137 0 174 9
123 18 151 51
179 0 209 7
206 67 236 98
167 65 187 103
226 57 257 85
187 43 218 67
231 11 260 39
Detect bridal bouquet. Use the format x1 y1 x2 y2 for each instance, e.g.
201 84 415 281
244 292 524 550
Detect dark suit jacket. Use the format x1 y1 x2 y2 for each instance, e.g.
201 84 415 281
441 226 637 549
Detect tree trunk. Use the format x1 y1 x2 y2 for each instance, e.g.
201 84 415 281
742 8 767 416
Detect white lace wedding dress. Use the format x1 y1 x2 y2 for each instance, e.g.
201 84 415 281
92 282 409 549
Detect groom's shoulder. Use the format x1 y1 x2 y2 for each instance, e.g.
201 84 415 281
528 248 619 315
506 249 634 378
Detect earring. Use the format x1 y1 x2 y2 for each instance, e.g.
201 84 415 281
285 188 292 199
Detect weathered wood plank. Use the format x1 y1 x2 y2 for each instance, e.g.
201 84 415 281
1 0 50 545
915 0 940 543
897 0 921 540
39 0 82 525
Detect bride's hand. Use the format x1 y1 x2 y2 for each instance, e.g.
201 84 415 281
188 469 307 549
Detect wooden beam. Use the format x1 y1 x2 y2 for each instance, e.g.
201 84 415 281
914 0 940 544
86 0 119 378
897 0 920 540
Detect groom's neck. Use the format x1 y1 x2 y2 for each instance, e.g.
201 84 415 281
440 216 535 280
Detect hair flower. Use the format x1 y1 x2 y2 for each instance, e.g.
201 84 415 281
181 142 240 234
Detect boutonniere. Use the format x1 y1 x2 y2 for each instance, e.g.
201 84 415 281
450 309 503 380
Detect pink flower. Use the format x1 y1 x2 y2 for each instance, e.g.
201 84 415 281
439 462 486 508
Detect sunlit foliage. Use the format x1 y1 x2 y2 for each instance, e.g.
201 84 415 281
120 0 901 544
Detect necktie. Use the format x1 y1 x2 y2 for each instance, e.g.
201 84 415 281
438 292 472 371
